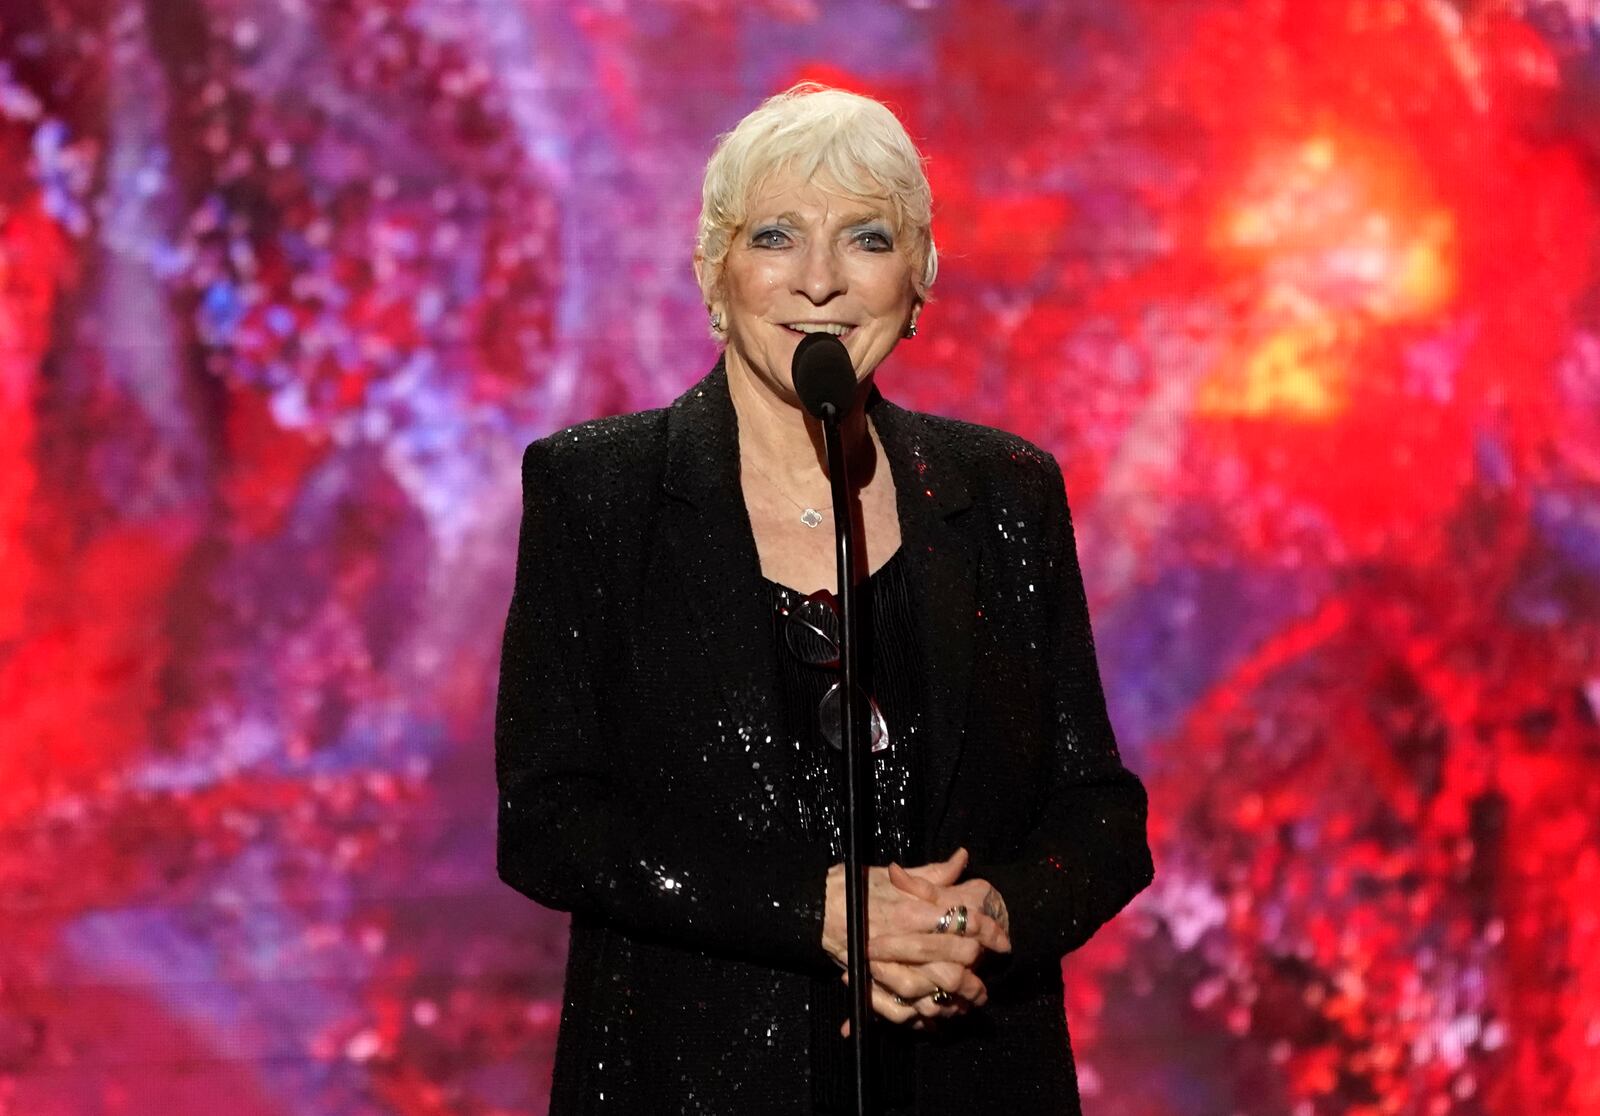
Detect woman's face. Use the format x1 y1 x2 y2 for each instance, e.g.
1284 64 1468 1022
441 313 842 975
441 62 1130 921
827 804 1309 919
703 167 920 406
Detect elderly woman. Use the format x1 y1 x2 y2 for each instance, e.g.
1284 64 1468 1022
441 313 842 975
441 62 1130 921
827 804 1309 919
496 84 1153 1114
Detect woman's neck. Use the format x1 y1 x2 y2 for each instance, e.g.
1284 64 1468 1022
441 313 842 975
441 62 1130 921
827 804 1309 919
726 357 879 495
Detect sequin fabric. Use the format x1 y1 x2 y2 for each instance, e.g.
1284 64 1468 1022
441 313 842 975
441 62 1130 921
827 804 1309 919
495 361 1153 1113
767 551 922 1112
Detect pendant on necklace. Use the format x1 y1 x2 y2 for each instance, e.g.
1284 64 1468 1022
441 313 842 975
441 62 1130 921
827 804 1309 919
800 508 825 529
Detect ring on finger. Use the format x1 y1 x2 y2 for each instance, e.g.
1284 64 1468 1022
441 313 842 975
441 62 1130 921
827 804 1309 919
930 988 955 1006
892 993 908 1006
935 905 970 936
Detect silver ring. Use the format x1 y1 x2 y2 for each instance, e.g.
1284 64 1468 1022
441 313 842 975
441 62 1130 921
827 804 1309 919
935 906 957 934
953 905 969 936
892 993 908 1006
930 988 954 1006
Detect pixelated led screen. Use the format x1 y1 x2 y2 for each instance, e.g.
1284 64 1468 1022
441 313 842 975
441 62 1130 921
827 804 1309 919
3 1 1599 1113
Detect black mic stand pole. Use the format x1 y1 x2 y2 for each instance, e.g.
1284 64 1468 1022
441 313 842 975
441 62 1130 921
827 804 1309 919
817 400 876 1116
825 399 876 1112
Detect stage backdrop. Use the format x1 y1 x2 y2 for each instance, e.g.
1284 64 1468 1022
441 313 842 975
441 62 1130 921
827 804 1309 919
3 1 1598 1113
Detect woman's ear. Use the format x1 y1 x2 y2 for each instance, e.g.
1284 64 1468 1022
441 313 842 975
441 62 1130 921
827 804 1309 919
694 249 725 338
692 249 713 306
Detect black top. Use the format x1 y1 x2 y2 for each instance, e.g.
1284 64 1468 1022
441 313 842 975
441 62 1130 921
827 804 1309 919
496 362 1153 1114
765 548 923 1112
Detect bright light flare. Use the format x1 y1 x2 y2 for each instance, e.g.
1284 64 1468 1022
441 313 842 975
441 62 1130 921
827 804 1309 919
1201 132 1459 421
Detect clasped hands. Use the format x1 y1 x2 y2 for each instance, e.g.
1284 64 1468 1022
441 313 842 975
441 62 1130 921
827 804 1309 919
821 847 1011 1036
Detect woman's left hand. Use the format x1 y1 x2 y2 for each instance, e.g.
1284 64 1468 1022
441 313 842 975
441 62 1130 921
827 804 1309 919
840 859 1013 1035
887 861 1011 945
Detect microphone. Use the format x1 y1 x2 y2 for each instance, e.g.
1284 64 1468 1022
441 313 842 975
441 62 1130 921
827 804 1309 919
791 332 856 419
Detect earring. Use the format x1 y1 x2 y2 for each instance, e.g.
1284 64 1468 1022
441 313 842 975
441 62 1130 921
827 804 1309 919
904 320 918 338
710 310 723 332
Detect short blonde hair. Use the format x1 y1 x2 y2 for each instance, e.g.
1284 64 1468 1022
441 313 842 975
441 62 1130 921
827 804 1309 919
696 83 938 316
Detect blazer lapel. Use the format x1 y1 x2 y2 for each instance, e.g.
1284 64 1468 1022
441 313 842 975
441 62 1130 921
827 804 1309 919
869 395 981 848
650 361 785 770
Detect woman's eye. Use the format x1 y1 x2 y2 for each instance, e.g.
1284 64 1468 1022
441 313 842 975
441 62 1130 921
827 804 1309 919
751 228 791 248
855 229 893 251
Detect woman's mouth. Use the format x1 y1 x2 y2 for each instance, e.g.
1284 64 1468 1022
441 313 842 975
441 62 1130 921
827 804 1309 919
781 322 854 338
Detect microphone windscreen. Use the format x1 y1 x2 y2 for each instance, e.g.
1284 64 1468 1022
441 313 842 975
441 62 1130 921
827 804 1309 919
791 332 857 418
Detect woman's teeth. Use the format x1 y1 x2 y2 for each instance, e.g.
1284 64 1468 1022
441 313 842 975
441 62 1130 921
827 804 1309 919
786 323 850 335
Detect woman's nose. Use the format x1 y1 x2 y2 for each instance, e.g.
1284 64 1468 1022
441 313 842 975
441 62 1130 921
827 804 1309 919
795 240 846 304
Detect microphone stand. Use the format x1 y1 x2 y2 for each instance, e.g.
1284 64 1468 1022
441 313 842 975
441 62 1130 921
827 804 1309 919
818 401 876 1115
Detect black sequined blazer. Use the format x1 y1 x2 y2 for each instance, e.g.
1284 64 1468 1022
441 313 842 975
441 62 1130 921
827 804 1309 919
496 361 1153 1114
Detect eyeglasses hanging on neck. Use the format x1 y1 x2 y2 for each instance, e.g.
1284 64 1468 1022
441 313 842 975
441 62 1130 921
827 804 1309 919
780 588 890 754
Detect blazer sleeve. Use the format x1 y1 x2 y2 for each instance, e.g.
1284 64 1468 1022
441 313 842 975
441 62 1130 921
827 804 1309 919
971 453 1154 971
495 440 834 975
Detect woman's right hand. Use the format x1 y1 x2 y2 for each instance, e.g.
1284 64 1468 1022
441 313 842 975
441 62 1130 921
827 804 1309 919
822 848 1011 1029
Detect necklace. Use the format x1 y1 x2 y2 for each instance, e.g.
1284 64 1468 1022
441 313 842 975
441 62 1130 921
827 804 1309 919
747 456 831 528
